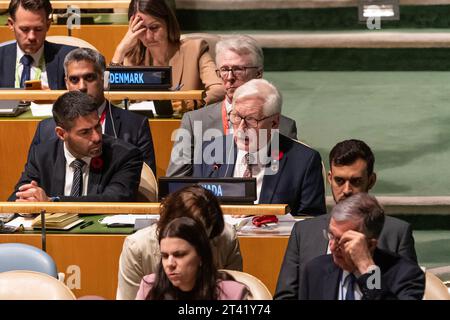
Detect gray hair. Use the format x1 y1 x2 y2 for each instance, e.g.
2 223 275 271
232 78 282 116
63 48 106 77
215 35 264 70
331 193 385 239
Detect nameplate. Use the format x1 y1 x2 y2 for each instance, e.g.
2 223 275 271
106 66 172 91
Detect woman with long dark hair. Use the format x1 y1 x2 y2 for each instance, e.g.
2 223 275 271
136 217 248 300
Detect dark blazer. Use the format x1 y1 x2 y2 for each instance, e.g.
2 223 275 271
274 213 418 300
9 135 143 202
299 248 425 300
166 101 298 177
192 133 326 216
0 41 76 89
29 103 156 174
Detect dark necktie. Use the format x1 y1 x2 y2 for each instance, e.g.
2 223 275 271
70 159 85 197
20 55 34 88
345 273 356 300
243 153 253 178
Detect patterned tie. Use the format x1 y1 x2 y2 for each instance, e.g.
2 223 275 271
243 153 253 178
20 55 34 88
345 273 356 300
70 159 85 197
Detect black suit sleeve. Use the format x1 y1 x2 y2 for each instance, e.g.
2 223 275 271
297 150 327 215
137 116 156 174
274 223 301 300
8 145 41 201
59 148 143 202
397 223 418 263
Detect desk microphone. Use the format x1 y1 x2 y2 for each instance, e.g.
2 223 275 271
208 163 222 178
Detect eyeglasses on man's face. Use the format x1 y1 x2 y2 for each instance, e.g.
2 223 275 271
323 229 341 244
229 112 273 128
215 66 259 79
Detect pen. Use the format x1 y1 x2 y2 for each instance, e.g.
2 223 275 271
80 221 94 229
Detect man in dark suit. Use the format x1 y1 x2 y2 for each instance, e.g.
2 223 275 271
167 35 297 177
29 47 156 173
300 193 424 300
0 0 75 89
192 79 326 216
275 139 418 299
9 91 142 202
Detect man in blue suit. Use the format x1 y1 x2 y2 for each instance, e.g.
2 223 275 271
0 0 75 89
192 79 326 216
29 48 156 173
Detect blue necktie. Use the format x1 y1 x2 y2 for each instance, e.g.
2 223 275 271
20 55 34 88
345 273 356 300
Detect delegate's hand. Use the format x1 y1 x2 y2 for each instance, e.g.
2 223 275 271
339 230 376 276
15 180 50 202
112 15 146 64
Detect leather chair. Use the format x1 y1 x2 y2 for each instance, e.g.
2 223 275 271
423 271 450 300
0 243 58 278
46 35 98 51
220 269 272 300
137 162 158 201
0 271 75 300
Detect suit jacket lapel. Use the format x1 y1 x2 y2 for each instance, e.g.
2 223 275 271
44 41 58 89
105 104 121 138
51 141 66 196
323 263 341 300
4 43 16 87
87 162 102 195
259 143 288 203
216 136 237 177
209 102 225 132
169 45 183 90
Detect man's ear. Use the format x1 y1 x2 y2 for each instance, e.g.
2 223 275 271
368 173 377 190
46 17 51 31
7 17 14 31
256 69 263 79
327 170 332 185
271 114 280 129
368 238 378 253
55 126 66 141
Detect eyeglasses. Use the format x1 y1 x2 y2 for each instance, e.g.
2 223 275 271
323 229 340 244
215 66 259 79
229 112 273 128
67 73 98 84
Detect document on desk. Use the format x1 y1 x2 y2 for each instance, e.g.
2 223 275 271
226 214 299 236
30 102 53 117
100 214 160 227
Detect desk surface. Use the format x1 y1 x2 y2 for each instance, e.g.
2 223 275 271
0 118 181 200
0 232 288 299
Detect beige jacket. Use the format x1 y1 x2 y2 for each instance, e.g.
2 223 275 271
116 223 243 300
124 38 225 106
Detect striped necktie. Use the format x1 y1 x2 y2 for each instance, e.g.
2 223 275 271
70 159 85 197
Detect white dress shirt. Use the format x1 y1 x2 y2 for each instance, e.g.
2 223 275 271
338 270 362 300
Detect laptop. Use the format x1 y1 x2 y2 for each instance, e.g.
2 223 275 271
0 100 29 117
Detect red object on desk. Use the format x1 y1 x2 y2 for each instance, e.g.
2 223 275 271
252 215 278 227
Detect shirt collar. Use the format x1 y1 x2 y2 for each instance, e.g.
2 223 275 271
63 142 92 167
16 43 44 66
97 100 107 117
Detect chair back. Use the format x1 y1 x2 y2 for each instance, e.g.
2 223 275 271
46 36 98 51
0 243 58 278
0 271 76 300
137 162 158 201
221 269 272 300
423 271 450 300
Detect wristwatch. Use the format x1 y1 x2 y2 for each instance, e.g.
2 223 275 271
109 61 123 66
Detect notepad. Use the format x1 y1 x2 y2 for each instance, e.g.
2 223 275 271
31 213 84 230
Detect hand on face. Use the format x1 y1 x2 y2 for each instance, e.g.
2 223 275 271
15 180 50 202
114 15 146 60
338 230 375 275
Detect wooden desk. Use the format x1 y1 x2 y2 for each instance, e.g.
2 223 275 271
0 118 181 200
0 233 288 299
